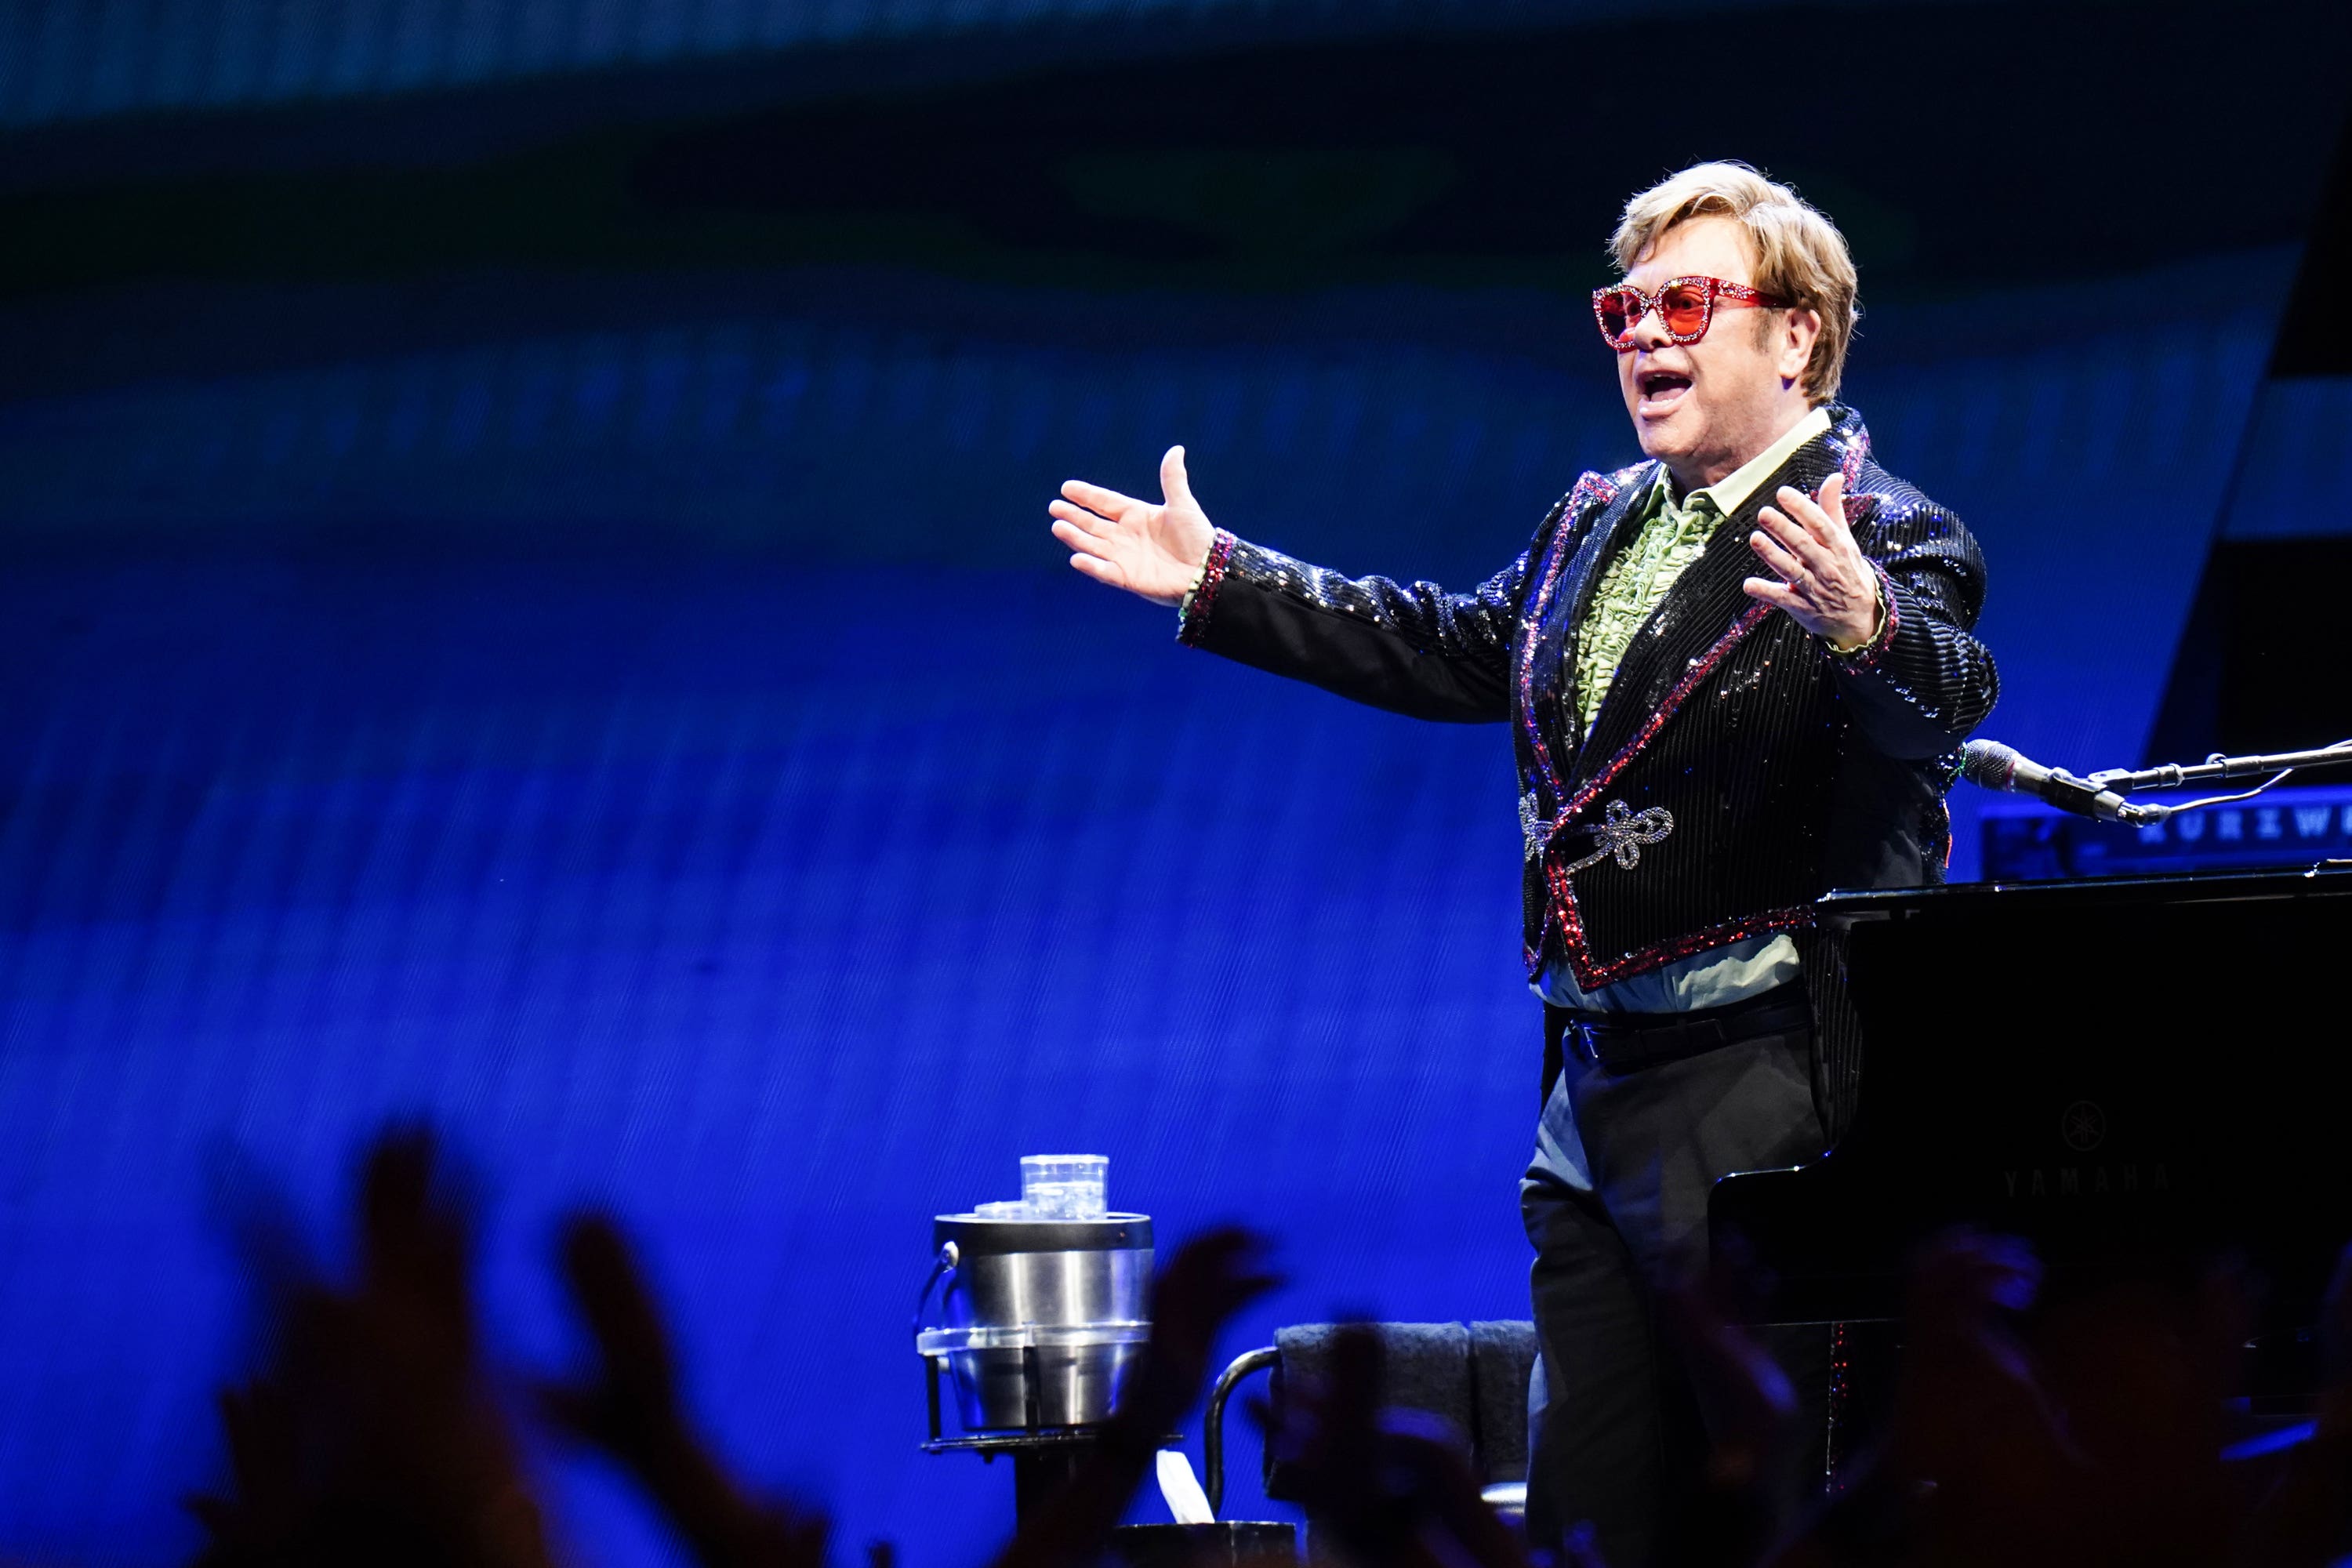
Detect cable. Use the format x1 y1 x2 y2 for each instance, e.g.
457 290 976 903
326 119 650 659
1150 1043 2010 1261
2162 769 2295 815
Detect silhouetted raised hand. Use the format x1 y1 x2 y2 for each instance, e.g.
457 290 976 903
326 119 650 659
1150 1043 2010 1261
1768 1230 2077 1568
1658 1247 1805 1565
188 1128 554 1568
1887 1230 2071 1506
184 1382 302 1562
986 1226 1279 1568
1257 1323 1532 1568
1116 1225 1283 1437
537 1214 829 1568
2234 1243 2352 1568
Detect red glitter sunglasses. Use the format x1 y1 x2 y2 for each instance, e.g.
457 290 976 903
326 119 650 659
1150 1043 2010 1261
1592 275 1788 351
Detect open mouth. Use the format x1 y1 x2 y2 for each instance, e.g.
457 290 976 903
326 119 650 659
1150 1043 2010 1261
1636 370 1693 412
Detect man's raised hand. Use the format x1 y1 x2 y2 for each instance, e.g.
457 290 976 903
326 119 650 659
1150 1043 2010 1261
1742 470 1882 652
1050 445 1216 608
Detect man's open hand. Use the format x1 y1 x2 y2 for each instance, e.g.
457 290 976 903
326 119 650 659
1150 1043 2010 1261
1743 471 1881 651
1049 445 1216 608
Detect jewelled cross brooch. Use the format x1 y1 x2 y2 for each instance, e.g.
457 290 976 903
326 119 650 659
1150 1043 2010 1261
1555 798 1675 877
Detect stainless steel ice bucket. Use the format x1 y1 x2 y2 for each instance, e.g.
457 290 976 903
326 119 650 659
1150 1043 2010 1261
915 1212 1153 1432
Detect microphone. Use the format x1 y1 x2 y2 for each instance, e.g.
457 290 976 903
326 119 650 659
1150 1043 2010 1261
1960 739 2157 824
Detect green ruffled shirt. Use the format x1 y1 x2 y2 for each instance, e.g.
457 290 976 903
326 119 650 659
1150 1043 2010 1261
1570 488 1723 739
1568 406 1832 743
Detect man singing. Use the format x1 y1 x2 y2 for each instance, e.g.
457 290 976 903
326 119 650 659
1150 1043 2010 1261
1047 162 1998 1563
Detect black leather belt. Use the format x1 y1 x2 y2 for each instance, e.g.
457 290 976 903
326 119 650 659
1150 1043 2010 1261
1542 980 1811 1089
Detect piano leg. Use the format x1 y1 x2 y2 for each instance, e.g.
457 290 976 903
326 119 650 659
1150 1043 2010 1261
1824 1322 1855 1491
1821 1320 1901 1494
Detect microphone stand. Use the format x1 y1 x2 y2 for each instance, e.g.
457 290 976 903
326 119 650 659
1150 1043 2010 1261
2083 742 2352 823
2089 743 2352 794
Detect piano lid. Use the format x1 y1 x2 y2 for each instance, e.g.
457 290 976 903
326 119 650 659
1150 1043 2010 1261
1818 863 2352 920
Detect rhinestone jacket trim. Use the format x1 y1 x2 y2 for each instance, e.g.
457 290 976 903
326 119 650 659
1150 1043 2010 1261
1176 528 1237 648
1517 466 1639 807
1552 903 1818 993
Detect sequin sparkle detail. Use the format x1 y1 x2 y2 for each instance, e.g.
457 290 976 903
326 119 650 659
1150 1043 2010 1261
1558 603 1771 825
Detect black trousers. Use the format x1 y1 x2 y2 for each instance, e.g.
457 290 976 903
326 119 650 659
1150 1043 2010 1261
1519 1022 1829 1567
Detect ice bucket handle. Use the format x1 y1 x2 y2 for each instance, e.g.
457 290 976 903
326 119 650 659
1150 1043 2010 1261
911 1240 960 1341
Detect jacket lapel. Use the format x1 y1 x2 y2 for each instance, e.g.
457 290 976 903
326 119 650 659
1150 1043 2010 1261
1524 469 1657 798
1571 432 1845 779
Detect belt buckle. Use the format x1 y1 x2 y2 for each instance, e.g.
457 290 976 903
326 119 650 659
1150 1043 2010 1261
1567 1019 1604 1068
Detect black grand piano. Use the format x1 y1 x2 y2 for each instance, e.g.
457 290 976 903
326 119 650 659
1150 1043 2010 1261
1712 866 2352 1333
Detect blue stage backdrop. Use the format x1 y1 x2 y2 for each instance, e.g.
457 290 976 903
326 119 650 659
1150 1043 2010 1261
0 238 2299 1564
0 0 2009 130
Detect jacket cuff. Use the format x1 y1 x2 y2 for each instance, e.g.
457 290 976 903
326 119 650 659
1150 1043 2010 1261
1825 560 1899 671
1175 529 1237 648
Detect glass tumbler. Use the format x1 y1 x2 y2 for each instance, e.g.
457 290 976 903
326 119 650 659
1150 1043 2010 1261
1019 1154 1109 1219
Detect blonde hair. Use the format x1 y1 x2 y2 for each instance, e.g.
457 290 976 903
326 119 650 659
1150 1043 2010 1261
1610 162 1859 404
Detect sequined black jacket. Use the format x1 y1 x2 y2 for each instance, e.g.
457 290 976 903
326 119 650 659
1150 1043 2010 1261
1177 404 1998 1003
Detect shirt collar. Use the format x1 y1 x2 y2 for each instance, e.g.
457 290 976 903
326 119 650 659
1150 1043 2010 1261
1654 403 1835 519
